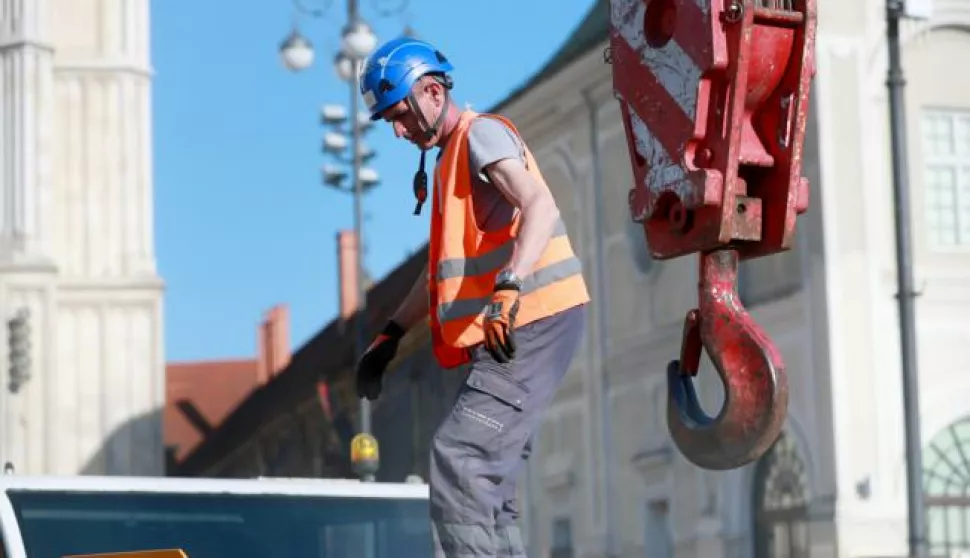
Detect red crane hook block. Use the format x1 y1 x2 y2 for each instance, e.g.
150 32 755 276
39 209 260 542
608 0 817 469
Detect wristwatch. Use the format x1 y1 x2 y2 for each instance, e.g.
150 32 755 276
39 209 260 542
495 269 523 291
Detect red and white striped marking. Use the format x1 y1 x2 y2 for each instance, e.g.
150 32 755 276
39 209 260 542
610 0 712 208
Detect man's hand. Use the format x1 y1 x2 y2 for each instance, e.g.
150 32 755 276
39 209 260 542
356 321 406 401
484 286 520 363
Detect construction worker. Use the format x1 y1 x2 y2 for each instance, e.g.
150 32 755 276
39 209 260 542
355 36 590 557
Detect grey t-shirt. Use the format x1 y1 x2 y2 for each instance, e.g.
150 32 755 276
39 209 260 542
437 116 526 231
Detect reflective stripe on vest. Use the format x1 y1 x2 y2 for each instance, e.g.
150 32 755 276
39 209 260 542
436 219 568 281
437 254 584 323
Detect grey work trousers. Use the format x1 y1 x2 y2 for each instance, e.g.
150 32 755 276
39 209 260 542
429 303 587 557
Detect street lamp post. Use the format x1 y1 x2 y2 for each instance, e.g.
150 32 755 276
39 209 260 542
343 17 376 444
320 96 380 481
884 0 932 555
279 0 386 482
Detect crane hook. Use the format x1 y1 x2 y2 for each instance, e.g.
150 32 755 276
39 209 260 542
666 248 789 470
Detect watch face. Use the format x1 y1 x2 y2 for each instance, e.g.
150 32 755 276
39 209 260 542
497 270 517 284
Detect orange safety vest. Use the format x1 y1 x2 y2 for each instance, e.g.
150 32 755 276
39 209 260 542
428 110 590 369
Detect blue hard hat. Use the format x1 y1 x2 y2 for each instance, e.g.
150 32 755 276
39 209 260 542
359 36 455 121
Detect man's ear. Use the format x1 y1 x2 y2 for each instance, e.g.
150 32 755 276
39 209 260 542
426 78 446 105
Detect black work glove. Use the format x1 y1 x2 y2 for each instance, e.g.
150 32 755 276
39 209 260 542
356 320 406 401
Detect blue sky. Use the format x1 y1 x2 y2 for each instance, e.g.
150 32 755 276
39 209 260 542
151 0 596 361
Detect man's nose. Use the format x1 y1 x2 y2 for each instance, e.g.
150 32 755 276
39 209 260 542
393 121 409 139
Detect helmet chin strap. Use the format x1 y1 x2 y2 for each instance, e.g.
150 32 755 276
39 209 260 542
407 92 450 143
407 94 451 216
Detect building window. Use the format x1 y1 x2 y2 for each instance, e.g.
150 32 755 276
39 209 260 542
924 416 970 556
551 517 574 558
921 109 970 248
753 431 810 558
645 500 672 558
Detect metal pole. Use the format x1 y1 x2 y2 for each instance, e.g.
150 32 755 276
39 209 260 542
350 60 371 437
885 2 926 556
344 0 376 485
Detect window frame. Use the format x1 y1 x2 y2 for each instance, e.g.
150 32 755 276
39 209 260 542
919 106 970 252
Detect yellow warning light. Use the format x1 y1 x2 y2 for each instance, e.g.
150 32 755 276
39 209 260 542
350 432 379 464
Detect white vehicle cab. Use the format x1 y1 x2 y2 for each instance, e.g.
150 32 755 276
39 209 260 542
0 474 431 557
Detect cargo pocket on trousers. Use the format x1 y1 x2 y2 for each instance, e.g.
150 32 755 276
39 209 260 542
458 367 529 433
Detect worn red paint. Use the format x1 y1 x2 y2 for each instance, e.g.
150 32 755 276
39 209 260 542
615 0 816 259
611 36 695 167
609 0 817 470
667 250 788 470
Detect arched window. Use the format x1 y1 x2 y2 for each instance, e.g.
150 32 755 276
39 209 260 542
924 416 970 555
753 431 810 558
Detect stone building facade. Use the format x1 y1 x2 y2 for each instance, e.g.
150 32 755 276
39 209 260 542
0 0 165 475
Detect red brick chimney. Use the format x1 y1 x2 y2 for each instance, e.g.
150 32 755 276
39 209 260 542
257 304 291 383
337 230 359 320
